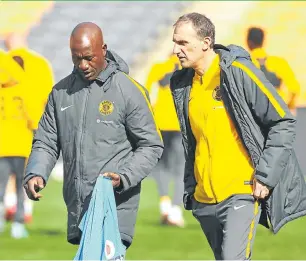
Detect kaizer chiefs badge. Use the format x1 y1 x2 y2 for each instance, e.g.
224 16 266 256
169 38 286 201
99 100 114 115
212 86 222 101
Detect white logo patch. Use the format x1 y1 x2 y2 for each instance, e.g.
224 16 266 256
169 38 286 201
234 205 246 210
60 105 73 111
105 239 115 260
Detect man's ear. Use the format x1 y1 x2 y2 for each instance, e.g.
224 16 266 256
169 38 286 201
102 43 107 55
201 37 211 51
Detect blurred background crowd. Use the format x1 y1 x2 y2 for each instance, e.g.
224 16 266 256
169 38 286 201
0 1 305 260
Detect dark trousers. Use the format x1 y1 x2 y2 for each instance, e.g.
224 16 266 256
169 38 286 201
192 194 261 260
0 157 26 223
152 131 184 205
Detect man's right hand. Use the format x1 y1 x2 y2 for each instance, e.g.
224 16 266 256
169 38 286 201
24 176 45 201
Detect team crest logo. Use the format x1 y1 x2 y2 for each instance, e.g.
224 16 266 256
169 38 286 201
99 100 114 115
212 86 222 101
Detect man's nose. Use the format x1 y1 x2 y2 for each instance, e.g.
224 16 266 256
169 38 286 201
79 60 89 71
173 43 180 55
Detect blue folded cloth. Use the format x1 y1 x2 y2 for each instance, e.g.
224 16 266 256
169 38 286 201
74 176 125 260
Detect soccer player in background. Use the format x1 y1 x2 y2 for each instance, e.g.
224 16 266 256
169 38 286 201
3 33 54 224
0 51 41 238
145 54 185 227
246 27 300 114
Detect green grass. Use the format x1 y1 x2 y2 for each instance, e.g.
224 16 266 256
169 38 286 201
0 178 306 260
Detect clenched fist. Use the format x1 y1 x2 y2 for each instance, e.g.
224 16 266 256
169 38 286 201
252 178 270 199
24 176 45 201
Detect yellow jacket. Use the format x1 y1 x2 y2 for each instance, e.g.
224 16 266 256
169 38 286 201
251 48 300 108
145 55 180 131
8 48 54 113
189 56 254 203
0 53 41 157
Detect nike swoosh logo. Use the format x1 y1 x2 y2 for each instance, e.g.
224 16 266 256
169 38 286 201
234 205 246 210
60 105 73 111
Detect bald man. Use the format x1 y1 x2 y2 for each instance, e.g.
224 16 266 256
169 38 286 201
23 22 164 251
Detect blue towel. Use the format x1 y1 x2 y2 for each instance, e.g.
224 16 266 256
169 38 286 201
74 176 126 261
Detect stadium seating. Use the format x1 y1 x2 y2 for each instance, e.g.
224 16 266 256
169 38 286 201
25 2 189 82
0 2 54 36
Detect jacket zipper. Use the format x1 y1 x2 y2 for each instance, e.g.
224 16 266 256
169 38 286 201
184 84 218 203
78 87 90 201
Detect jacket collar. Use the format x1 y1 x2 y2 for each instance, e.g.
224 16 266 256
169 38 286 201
95 59 117 85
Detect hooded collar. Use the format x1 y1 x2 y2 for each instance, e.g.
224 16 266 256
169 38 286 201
214 44 252 69
95 50 129 84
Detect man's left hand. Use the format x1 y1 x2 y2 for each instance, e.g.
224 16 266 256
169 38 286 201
102 172 121 188
252 178 270 199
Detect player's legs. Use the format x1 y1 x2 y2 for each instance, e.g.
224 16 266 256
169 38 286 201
12 157 26 223
4 175 33 223
4 176 17 221
0 157 13 232
24 197 33 223
10 157 28 239
166 132 185 227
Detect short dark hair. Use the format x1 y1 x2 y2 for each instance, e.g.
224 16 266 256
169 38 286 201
174 12 215 47
247 27 265 47
12 56 24 70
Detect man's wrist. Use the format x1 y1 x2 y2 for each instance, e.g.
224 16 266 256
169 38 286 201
116 180 123 190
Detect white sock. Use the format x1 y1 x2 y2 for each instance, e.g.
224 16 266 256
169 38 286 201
24 200 33 216
168 205 184 223
4 193 16 208
160 196 172 216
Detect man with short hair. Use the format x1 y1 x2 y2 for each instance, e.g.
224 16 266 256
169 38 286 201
246 27 300 112
170 12 306 260
23 22 164 252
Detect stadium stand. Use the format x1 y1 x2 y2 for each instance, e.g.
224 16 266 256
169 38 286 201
24 1 189 82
